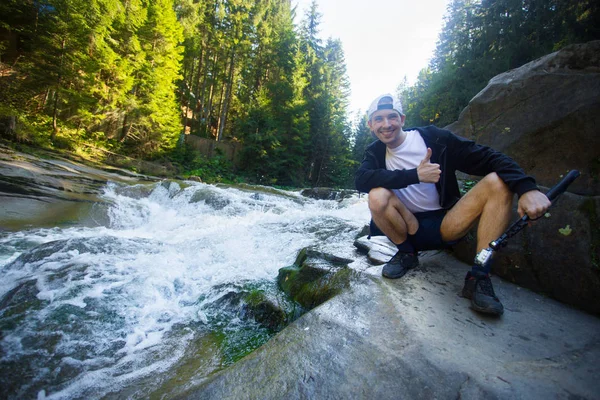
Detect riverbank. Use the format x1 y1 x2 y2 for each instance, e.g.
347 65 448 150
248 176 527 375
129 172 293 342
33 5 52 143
0 143 162 230
179 247 600 400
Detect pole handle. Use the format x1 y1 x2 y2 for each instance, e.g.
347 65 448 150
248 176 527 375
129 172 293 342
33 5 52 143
545 170 580 203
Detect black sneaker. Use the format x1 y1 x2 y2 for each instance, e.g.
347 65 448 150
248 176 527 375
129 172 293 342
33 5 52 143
462 271 504 316
382 251 419 279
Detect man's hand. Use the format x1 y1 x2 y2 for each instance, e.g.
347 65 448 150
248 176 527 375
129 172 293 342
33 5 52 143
517 190 551 220
417 148 441 183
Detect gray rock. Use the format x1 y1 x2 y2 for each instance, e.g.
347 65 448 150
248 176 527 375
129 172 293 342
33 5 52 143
0 147 159 230
300 187 356 201
176 251 600 399
189 188 231 209
446 40 600 196
354 235 397 264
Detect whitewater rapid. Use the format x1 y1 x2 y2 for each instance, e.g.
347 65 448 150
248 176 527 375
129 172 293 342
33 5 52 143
0 181 370 399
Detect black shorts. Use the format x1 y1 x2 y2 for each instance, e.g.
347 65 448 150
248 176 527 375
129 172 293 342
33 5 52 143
370 208 459 251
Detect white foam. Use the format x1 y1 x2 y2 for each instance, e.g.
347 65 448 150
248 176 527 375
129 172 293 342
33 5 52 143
0 182 371 398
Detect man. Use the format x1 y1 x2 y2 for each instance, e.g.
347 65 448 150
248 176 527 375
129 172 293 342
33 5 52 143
355 93 550 316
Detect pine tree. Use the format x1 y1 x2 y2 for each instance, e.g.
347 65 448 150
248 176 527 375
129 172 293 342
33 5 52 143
125 0 184 155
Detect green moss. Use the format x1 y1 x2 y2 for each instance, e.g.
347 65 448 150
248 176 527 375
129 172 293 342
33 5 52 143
218 325 272 366
241 288 288 331
294 247 308 265
293 267 356 309
244 288 266 307
277 248 357 310
459 179 478 195
147 331 226 399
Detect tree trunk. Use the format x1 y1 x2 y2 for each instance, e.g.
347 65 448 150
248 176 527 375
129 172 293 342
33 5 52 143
217 49 235 142
51 37 67 141
190 46 204 134
120 113 130 142
196 51 208 135
182 57 195 134
40 88 50 113
179 60 188 106
205 52 219 138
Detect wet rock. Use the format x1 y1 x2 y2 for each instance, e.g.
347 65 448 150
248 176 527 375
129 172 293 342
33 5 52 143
159 180 188 197
189 188 231 209
217 183 305 204
0 147 159 230
277 248 356 310
446 40 600 196
200 282 296 332
241 290 288 331
111 183 155 199
354 235 396 265
300 187 355 201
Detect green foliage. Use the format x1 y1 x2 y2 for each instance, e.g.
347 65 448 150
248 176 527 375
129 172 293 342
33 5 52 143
0 0 183 159
399 0 600 127
350 113 374 165
460 179 478 195
0 0 351 188
2 0 599 186
186 154 239 184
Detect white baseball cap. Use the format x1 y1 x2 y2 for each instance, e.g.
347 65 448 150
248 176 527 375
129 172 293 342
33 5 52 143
367 93 403 119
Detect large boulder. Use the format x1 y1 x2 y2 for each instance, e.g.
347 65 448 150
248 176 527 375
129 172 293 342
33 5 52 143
446 41 600 196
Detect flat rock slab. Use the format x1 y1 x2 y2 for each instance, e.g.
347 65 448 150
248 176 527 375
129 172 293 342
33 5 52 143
0 147 158 230
353 235 397 264
178 251 600 399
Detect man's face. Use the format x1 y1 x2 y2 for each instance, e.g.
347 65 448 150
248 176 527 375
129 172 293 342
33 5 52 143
368 109 406 148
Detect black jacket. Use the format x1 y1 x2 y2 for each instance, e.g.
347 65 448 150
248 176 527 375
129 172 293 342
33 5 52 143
355 125 538 210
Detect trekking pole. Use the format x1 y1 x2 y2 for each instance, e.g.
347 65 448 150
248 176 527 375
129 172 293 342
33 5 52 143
474 170 581 269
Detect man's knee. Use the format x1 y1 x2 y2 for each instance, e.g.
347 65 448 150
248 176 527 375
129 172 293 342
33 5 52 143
368 187 394 214
481 173 512 199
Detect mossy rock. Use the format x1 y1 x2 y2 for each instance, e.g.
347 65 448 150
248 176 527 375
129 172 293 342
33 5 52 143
241 290 288 331
277 248 356 309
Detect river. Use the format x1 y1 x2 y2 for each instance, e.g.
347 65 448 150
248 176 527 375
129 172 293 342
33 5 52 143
0 180 369 399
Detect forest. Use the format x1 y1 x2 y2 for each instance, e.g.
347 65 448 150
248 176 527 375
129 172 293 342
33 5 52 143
1 0 598 188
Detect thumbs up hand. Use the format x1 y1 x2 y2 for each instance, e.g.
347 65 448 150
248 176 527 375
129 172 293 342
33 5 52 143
417 148 441 183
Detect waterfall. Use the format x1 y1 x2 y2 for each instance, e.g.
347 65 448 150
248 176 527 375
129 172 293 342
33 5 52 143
0 181 369 399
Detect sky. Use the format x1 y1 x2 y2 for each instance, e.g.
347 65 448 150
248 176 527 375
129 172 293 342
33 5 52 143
293 0 451 118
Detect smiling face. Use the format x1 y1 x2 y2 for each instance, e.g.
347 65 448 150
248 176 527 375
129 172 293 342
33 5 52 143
368 108 406 149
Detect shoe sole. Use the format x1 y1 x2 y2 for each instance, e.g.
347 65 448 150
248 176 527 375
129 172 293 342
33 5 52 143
382 270 410 279
470 300 504 316
382 263 418 279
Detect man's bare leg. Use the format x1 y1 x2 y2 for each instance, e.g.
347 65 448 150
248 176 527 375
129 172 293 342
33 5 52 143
440 173 513 316
440 172 513 252
368 187 419 244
